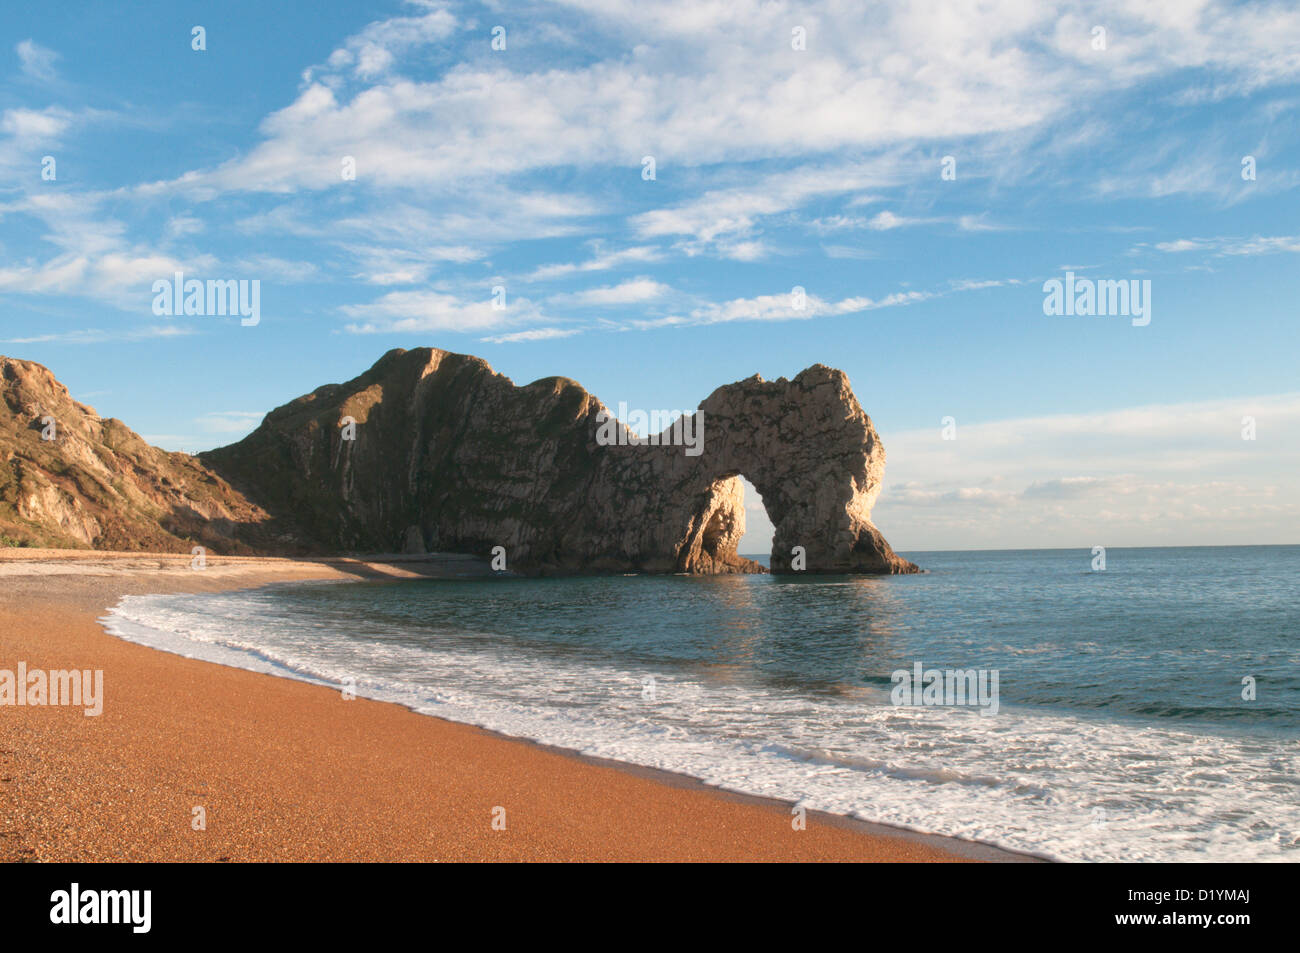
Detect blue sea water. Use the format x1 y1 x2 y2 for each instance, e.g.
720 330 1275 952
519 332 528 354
102 545 1300 861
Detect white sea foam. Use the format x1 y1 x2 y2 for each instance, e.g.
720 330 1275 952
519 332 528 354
101 590 1300 862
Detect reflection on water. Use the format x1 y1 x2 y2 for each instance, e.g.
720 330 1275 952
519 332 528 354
301 571 918 701
262 545 1300 729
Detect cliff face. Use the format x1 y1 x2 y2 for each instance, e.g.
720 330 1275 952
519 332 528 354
0 356 273 552
0 349 915 573
202 348 918 574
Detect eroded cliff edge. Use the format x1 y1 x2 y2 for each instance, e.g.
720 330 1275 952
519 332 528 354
202 347 918 575
0 355 273 553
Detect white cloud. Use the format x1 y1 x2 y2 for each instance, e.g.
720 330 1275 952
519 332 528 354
308 2 457 82
811 209 1009 235
553 278 670 307
1149 235 1300 256
344 243 482 286
164 215 205 239
158 0 1300 202
8 0 1300 328
819 244 878 260
866 211 913 230
208 0 1299 202
16 39 58 82
625 276 1017 330
687 290 929 326
341 290 543 334
0 193 227 310
1 106 69 142
480 327 582 344
1153 239 1208 253
0 250 218 311
957 214 1011 232
0 105 95 179
525 244 663 282
630 160 904 249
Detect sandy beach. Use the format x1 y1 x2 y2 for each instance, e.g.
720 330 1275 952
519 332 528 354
0 550 1027 862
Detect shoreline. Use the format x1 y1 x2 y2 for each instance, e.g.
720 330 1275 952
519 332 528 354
0 549 1040 862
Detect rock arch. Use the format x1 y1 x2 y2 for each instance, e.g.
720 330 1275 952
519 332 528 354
600 365 917 575
203 349 918 575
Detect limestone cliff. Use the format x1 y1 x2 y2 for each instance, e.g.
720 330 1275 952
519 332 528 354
202 348 918 574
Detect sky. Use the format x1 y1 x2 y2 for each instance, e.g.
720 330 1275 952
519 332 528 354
2 0 1298 553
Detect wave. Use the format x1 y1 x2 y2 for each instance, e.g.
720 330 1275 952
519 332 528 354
101 587 1300 863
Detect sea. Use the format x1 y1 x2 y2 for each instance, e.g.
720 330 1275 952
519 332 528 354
100 545 1300 862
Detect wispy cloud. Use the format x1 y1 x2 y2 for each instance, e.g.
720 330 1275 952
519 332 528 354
0 325 196 345
307 1 457 83
630 160 904 253
550 278 670 307
341 290 543 334
16 39 59 82
481 327 582 344
1142 235 1300 256
525 244 663 282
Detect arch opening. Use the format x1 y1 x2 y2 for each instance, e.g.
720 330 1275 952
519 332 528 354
672 469 779 574
735 475 774 564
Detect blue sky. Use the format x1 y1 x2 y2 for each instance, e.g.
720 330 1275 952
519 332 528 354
2 0 1299 551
